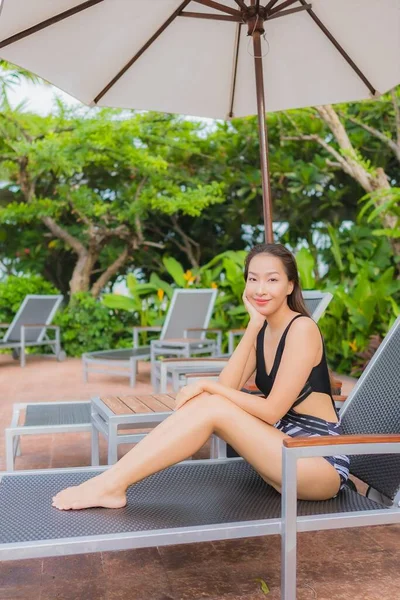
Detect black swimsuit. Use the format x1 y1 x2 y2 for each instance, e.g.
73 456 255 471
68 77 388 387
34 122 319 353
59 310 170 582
256 315 350 491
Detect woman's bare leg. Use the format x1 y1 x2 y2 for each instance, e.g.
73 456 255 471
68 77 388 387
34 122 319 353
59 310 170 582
52 394 340 510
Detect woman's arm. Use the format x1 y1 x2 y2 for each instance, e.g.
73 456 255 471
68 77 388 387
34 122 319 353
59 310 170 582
218 323 258 390
202 318 321 424
218 291 266 390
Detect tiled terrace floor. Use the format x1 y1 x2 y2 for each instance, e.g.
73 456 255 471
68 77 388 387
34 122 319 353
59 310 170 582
0 354 399 600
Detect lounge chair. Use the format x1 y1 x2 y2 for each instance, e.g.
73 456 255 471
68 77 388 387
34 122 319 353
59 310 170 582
0 294 65 367
155 290 333 393
1 318 398 600
82 289 219 387
5 401 92 471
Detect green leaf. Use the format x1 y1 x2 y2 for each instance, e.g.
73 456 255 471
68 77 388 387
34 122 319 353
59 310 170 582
255 578 270 595
102 294 137 311
163 256 186 286
296 247 316 290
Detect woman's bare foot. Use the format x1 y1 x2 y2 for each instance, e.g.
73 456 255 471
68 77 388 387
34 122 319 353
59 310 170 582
52 473 127 511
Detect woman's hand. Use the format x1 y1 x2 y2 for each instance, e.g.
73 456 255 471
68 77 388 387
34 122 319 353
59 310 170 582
242 291 266 330
175 381 208 410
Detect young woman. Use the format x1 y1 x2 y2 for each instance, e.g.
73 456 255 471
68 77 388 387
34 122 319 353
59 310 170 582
52 243 350 511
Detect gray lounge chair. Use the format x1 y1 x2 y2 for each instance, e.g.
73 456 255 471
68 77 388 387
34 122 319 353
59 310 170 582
0 294 65 367
145 288 219 387
5 401 92 472
82 289 219 387
155 290 333 393
0 318 398 600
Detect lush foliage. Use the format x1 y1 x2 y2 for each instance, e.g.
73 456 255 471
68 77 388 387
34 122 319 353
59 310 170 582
1 66 399 371
0 274 58 323
53 292 133 356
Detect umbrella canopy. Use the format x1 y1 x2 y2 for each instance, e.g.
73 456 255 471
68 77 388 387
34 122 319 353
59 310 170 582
0 0 399 240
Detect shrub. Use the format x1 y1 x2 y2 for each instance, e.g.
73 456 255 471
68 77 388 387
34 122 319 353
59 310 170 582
0 274 59 323
54 292 133 356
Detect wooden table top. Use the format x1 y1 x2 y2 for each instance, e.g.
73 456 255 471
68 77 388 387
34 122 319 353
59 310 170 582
100 394 176 415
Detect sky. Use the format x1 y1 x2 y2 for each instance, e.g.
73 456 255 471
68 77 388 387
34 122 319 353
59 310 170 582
7 79 83 114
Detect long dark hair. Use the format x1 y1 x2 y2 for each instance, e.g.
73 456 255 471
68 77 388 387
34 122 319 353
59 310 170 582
244 243 310 317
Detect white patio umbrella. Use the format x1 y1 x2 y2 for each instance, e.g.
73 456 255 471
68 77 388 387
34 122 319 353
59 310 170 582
0 0 399 241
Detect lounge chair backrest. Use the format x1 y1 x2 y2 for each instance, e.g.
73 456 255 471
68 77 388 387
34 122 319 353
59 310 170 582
160 289 217 340
302 291 333 322
339 316 400 501
3 295 63 343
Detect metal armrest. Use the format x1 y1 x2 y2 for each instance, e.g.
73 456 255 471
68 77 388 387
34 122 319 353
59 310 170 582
133 326 162 348
183 328 222 354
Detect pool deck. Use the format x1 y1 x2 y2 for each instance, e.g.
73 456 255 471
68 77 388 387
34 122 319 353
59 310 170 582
0 354 398 600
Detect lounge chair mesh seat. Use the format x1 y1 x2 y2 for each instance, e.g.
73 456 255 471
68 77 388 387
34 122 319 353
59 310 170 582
340 323 400 499
0 461 385 544
86 349 149 360
25 403 91 428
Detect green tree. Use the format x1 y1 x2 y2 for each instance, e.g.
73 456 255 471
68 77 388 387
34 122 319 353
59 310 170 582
0 107 225 296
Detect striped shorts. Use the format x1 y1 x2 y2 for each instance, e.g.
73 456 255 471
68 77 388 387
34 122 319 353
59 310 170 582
275 409 350 492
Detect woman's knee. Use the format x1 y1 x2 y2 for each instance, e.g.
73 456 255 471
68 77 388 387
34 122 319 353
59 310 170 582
188 393 233 417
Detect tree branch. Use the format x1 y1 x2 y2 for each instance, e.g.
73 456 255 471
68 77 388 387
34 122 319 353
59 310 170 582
340 109 400 163
170 215 200 268
391 87 400 148
315 105 373 192
90 246 130 298
42 215 87 256
282 134 355 178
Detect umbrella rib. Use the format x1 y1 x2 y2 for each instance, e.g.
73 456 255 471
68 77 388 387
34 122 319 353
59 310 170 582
93 0 191 105
192 0 242 18
233 0 248 9
298 0 376 96
267 4 310 20
228 23 242 118
0 0 104 49
265 0 281 11
180 12 241 22
269 0 302 16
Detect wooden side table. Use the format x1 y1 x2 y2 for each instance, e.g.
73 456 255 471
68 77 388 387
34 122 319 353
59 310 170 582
91 393 175 465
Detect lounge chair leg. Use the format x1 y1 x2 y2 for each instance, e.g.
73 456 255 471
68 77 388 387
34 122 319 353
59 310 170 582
83 360 89 383
91 424 100 466
14 435 21 457
5 429 15 471
107 424 118 465
281 448 298 600
129 358 137 388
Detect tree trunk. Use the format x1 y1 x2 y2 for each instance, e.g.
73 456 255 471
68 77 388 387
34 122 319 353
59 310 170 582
69 251 98 295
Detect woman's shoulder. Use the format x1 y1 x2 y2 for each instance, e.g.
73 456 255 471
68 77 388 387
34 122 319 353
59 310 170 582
286 313 321 343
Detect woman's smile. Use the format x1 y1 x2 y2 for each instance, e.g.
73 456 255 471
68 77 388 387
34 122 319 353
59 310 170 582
254 298 271 306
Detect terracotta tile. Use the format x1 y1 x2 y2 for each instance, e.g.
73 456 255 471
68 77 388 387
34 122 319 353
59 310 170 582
159 542 217 571
297 551 399 587
0 559 42 587
361 523 400 554
0 584 42 599
305 575 400 600
165 564 239 599
41 577 107 600
212 536 279 565
42 554 104 584
105 572 174 600
102 548 163 578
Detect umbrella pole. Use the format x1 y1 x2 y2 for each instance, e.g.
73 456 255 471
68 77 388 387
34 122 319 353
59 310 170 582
252 29 274 243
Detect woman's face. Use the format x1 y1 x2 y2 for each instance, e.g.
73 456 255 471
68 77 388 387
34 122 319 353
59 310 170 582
245 254 294 316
